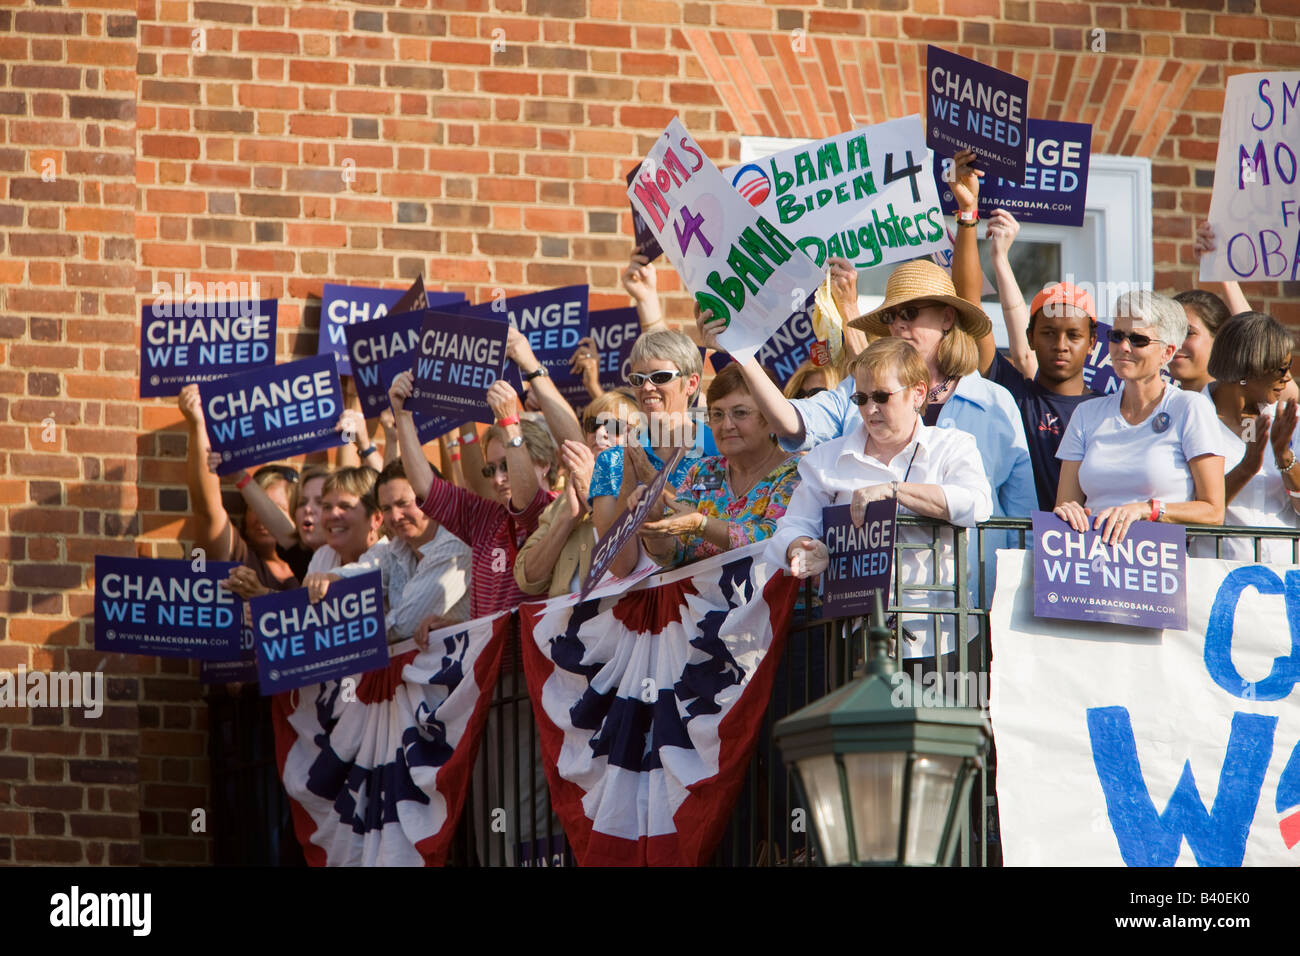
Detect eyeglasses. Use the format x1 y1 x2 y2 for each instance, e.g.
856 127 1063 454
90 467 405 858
707 406 756 426
849 386 907 406
1107 328 1162 349
626 369 682 388
794 386 827 400
583 415 628 436
480 461 508 478
880 302 941 326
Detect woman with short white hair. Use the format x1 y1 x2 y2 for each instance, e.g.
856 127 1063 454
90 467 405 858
1055 290 1225 544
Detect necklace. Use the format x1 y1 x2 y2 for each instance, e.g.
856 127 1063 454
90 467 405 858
728 446 787 497
928 376 955 403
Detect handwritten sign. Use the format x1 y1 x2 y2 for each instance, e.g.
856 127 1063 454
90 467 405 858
925 46 1028 182
405 310 507 424
319 279 465 376
140 299 277 397
94 556 242 660
934 119 1091 227
724 116 950 270
200 353 345 475
580 447 686 600
1200 72 1300 283
991 549 1300 866
1032 511 1186 630
251 570 388 694
628 117 825 366
822 500 897 619
708 306 823 386
625 163 664 261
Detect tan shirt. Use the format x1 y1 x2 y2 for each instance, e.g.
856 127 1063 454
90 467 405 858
514 492 596 598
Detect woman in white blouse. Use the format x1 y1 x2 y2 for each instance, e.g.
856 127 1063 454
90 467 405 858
1055 290 1225 544
1195 312 1300 562
769 337 993 663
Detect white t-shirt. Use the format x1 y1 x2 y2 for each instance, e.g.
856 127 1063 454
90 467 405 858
1188 386 1300 563
1057 383 1223 512
305 544 339 575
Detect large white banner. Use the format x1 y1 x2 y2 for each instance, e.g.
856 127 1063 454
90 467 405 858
723 115 950 271
1200 72 1300 283
627 118 825 366
990 549 1300 866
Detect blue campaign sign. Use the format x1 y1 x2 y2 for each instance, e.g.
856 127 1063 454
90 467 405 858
199 623 259 684
1032 511 1187 631
406 310 509 424
140 299 277 397
710 305 822 386
588 307 641 393
200 353 346 475
821 500 897 619
925 45 1029 182
461 285 591 409
94 555 243 660
625 163 663 262
934 119 1092 227
345 309 460 444
319 280 465 376
250 570 389 695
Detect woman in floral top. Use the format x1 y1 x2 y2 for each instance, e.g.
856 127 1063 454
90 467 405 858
640 363 802 567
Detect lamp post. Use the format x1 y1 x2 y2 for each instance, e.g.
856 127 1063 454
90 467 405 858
773 594 991 866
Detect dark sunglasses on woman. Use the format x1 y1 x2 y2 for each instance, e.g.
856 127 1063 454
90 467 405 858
583 416 626 436
794 386 827 399
1106 328 1161 349
849 386 907 406
879 301 941 325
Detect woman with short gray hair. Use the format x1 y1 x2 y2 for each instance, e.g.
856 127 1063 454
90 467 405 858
1054 290 1224 544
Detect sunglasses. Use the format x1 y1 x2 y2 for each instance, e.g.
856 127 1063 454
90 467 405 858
1107 329 1162 349
626 369 682 388
480 461 508 478
794 386 827 400
880 302 941 325
254 465 299 484
583 416 627 436
707 406 756 426
849 386 907 406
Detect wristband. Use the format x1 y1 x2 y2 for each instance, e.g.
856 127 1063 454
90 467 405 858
235 472 253 490
956 209 979 225
450 451 461 462
1279 455 1298 474
458 431 478 445
359 444 378 458
1149 498 1164 522
496 415 520 427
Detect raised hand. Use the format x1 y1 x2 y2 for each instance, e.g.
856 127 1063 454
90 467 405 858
621 253 657 304
485 379 520 421
178 384 204 425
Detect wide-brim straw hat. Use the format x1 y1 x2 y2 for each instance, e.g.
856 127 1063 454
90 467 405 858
850 259 992 340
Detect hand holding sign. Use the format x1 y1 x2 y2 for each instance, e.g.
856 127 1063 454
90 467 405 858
178 383 204 426
947 148 984 212
485 378 520 422
787 537 830 579
850 483 896 526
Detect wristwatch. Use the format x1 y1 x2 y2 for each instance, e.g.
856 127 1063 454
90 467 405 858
523 367 549 381
507 435 524 448
891 480 900 499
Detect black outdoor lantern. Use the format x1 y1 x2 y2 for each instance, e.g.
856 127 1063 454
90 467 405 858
773 594 991 866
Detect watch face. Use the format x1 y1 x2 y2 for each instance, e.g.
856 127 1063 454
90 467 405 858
508 436 524 448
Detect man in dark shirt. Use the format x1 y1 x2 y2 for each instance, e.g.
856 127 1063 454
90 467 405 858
980 282 1103 511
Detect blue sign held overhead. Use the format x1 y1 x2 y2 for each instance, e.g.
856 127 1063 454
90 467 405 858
140 299 278 397
405 310 509 424
925 45 1029 183
319 279 465 376
588 307 642 394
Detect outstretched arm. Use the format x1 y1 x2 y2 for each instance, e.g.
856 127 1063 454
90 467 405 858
948 148 995 375
506 326 583 448
987 209 1035 378
180 384 233 561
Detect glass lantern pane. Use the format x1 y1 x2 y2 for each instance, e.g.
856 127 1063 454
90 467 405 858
843 752 906 863
797 755 851 866
903 754 963 865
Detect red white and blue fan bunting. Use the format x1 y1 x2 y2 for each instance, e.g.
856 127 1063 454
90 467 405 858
272 612 511 866
520 543 800 866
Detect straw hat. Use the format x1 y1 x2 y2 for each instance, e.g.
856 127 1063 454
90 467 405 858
850 259 992 340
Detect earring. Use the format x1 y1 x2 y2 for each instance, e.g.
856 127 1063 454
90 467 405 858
1240 380 1247 386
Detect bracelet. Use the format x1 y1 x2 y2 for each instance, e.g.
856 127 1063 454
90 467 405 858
1278 455 1298 473
359 444 378 458
496 415 520 427
458 431 478 445
956 209 979 225
450 451 461 462
235 472 252 490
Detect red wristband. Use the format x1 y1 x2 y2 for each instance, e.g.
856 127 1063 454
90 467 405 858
450 451 461 462
235 472 252 490
496 415 520 427
1149 498 1162 522
458 432 478 445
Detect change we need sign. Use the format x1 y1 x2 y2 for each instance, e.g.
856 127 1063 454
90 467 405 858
934 119 1091 227
405 310 508 424
991 549 1300 865
200 353 345 475
1031 511 1186 631
925 46 1028 183
589 306 641 393
821 500 896 619
140 298 277 397
319 279 465 376
723 116 950 270
94 556 242 660
251 570 388 694
628 117 825 366
1200 72 1300 284
345 309 459 444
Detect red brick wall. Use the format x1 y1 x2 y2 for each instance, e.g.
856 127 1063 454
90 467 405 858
3 0 1297 865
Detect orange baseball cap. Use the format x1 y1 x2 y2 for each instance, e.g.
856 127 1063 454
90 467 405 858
1030 282 1096 322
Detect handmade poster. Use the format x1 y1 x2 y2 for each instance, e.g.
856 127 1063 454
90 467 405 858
1031 510 1187 631
580 447 686 600
925 45 1028 182
588 306 642 393
404 310 508 424
200 353 345 475
1200 72 1300 283
991 549 1300 866
710 305 823 386
821 500 897 618
94 555 242 660
460 285 591 408
319 278 465 376
251 570 388 694
724 115 950 270
933 119 1092 227
625 163 664 261
628 117 825 366
140 298 277 397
